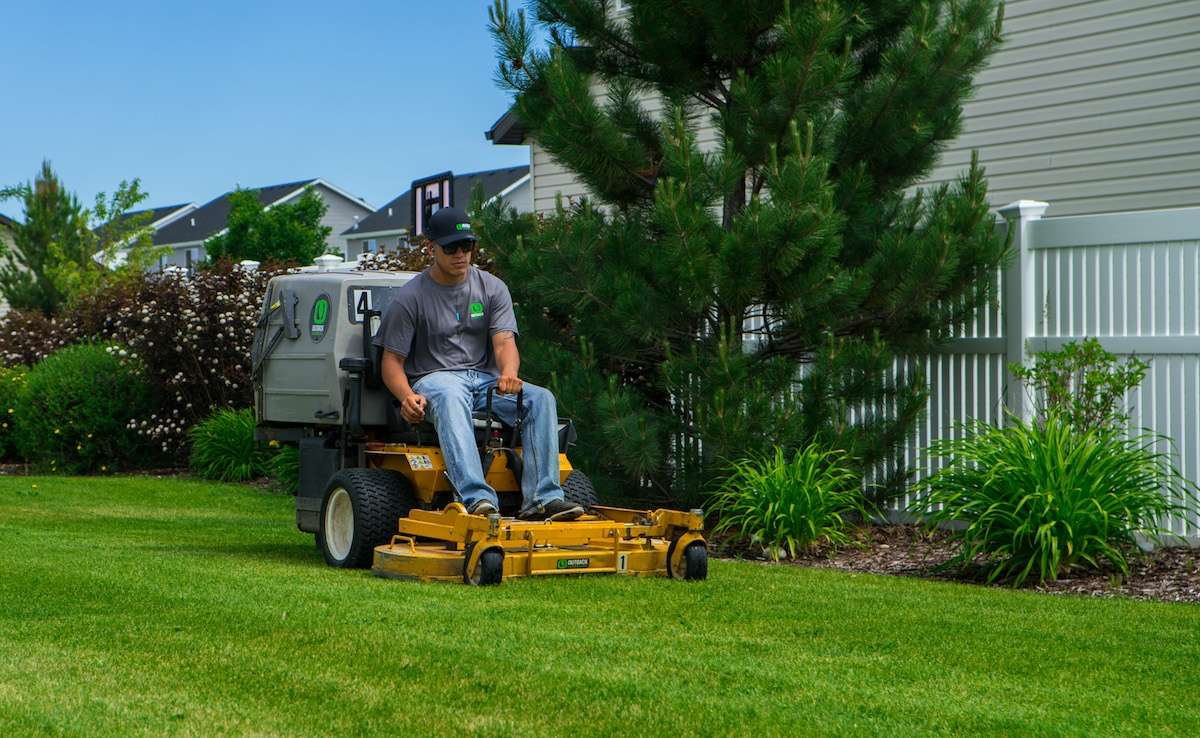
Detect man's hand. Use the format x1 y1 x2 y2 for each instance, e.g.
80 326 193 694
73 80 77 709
400 393 427 423
496 374 523 395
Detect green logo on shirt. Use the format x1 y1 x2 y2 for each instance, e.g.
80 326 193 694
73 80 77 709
469 302 484 319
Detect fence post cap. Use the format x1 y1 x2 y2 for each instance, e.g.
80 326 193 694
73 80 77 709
998 200 1049 220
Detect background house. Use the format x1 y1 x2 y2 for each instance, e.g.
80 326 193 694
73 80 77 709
0 213 14 252
144 178 374 271
343 165 530 256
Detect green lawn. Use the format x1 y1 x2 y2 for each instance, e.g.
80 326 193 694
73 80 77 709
1 477 1197 737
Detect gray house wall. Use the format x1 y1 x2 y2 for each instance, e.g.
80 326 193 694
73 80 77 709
315 184 374 258
923 0 1200 216
524 0 1200 218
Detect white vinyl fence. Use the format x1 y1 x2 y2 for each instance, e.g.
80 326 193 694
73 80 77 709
897 202 1200 540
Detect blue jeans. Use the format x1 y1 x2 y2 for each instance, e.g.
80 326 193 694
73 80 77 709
412 369 564 515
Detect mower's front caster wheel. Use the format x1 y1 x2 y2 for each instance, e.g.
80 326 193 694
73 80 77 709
319 469 413 569
465 546 504 586
668 540 708 581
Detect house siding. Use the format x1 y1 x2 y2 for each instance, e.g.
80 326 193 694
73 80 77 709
528 0 1200 218
925 0 1200 216
312 184 374 258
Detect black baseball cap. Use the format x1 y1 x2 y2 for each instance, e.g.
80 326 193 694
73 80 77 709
426 207 476 247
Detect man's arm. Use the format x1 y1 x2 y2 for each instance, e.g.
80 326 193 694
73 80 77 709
381 349 426 422
492 330 522 395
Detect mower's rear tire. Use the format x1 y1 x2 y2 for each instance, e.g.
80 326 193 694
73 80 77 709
562 470 598 510
319 469 415 569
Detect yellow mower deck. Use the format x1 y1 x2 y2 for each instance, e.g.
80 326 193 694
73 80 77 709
372 503 706 583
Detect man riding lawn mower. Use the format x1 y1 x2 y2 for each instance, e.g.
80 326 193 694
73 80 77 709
252 207 707 585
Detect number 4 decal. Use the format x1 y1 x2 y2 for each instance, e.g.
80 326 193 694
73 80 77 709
352 289 372 322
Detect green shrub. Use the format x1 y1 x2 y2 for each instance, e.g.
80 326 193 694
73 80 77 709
0 365 29 461
268 443 300 494
911 414 1194 586
1011 337 1149 432
188 408 271 481
711 445 867 560
13 343 155 473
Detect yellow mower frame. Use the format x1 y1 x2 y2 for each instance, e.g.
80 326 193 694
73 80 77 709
360 441 708 585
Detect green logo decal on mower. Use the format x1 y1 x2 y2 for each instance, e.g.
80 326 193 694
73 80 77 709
309 294 332 342
557 558 590 570
469 302 484 319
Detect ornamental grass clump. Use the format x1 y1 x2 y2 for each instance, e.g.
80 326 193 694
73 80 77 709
268 444 300 495
912 414 1195 586
188 407 272 482
711 445 867 560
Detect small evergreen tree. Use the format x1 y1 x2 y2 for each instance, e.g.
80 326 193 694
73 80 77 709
204 187 332 265
0 161 158 313
482 0 1009 504
0 162 87 314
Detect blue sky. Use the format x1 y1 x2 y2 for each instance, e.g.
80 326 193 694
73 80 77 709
0 0 532 217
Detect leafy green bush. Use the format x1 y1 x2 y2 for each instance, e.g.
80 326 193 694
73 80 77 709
188 408 271 481
13 343 155 473
268 443 300 494
912 414 1194 586
711 445 867 560
1011 337 1148 432
0 365 29 461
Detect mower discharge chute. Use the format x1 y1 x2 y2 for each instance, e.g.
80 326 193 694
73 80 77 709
252 268 708 585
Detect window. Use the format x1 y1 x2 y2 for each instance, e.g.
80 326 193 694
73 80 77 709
363 239 378 254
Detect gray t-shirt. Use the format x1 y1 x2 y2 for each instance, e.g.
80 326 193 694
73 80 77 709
374 266 519 382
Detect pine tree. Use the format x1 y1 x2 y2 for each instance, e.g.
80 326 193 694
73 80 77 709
481 0 1009 504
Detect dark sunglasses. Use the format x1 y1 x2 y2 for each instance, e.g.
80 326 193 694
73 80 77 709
439 240 476 255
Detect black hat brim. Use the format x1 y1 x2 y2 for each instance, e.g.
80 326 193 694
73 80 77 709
432 231 476 247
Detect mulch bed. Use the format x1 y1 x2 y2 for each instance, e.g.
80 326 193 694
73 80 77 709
713 524 1200 604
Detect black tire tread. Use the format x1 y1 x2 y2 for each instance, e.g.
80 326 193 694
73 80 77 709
321 468 415 568
561 470 599 510
683 542 708 581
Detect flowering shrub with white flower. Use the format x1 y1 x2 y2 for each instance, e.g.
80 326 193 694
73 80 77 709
83 261 286 458
0 261 287 463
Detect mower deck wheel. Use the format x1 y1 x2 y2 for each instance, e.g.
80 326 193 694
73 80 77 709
668 539 708 581
465 546 504 586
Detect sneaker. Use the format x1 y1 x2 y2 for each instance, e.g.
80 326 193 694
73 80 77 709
519 498 584 522
467 499 498 516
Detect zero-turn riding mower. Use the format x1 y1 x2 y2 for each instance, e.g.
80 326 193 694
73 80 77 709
251 266 708 585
